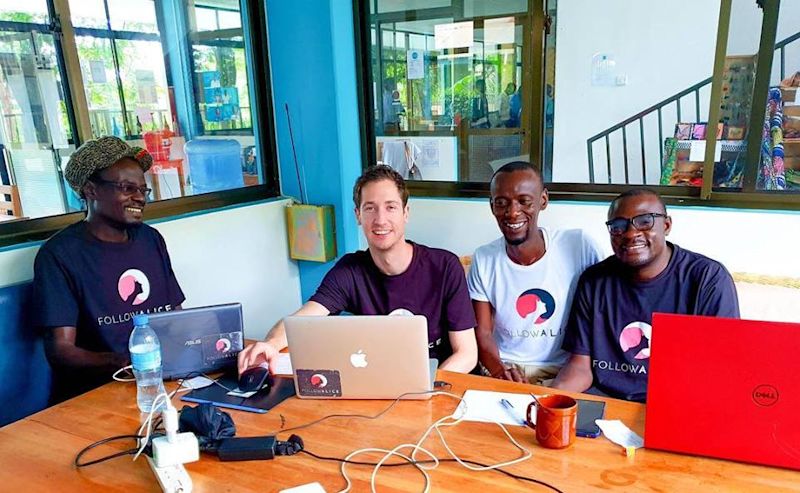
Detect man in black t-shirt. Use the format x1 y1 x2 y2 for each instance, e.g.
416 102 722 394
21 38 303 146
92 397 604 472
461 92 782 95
553 189 739 402
238 165 478 375
32 137 185 402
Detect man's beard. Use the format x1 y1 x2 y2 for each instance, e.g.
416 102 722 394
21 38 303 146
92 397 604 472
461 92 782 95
505 229 529 246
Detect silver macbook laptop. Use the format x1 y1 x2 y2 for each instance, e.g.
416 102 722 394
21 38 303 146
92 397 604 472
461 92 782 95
284 315 435 400
148 303 244 380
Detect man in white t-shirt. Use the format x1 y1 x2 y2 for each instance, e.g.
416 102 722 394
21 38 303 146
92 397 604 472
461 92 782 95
468 161 603 384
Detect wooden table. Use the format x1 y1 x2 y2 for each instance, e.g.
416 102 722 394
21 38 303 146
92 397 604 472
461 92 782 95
1 371 798 492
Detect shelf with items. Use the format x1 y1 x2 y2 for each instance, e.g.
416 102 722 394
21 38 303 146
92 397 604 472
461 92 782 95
784 138 800 189
673 139 747 152
660 121 748 188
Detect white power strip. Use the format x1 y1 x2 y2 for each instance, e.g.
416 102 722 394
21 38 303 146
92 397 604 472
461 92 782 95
146 456 193 493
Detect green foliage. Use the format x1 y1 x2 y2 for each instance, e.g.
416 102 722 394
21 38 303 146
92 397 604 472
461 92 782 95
0 12 43 24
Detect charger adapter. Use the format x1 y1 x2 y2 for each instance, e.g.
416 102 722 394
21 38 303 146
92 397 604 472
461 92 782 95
217 436 276 461
152 432 200 468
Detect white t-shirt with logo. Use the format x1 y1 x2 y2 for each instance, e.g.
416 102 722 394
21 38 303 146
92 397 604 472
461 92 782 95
467 228 603 366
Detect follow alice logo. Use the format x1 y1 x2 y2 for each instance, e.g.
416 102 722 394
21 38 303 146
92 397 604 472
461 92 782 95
117 269 150 306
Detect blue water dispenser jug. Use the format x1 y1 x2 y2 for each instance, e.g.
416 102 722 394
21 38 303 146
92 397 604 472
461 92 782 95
184 139 244 194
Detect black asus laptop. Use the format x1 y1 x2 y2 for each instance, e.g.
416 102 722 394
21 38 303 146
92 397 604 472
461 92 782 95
148 303 244 379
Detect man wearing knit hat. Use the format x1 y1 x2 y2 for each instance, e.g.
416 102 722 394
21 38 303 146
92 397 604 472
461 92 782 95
32 136 185 402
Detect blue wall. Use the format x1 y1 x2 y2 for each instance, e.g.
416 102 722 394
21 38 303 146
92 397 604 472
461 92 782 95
266 0 362 300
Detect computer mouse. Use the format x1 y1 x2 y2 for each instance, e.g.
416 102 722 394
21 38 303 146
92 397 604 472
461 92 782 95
238 365 271 393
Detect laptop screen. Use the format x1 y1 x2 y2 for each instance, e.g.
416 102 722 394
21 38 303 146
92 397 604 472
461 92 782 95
148 303 244 379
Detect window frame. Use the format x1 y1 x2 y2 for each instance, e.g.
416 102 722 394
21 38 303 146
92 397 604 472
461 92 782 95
187 2 255 136
71 24 170 140
353 0 800 211
0 18 80 147
0 0 280 247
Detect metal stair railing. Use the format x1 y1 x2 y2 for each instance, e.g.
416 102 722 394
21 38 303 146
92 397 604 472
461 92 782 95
586 31 800 184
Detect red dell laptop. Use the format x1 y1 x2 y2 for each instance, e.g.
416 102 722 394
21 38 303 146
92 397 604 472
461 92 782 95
646 313 800 470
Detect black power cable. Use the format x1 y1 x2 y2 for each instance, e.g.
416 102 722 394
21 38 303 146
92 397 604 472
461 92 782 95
74 435 143 468
74 379 185 468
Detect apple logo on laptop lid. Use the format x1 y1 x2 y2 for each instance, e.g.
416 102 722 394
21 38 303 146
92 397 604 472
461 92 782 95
350 350 368 368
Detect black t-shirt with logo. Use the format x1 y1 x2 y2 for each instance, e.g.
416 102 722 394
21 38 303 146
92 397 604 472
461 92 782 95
562 243 740 402
309 241 476 362
33 221 185 355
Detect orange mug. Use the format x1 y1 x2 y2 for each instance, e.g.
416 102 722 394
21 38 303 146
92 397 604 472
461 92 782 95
525 394 578 449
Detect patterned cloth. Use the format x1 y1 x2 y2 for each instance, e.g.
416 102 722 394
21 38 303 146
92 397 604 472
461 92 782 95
659 138 678 185
786 168 800 189
65 136 153 197
759 87 786 190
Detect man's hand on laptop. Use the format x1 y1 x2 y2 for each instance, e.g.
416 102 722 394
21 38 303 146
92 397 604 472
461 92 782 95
237 341 280 375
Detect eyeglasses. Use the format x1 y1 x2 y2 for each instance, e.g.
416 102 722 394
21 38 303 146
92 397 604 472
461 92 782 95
92 178 151 198
490 197 536 212
605 213 667 236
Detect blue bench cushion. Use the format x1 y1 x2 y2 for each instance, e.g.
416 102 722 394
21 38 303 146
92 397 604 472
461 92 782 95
0 282 52 426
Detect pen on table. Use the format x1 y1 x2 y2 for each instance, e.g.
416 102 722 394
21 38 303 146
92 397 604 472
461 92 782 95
500 398 526 425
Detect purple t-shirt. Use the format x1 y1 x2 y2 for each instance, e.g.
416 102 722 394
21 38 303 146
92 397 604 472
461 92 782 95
310 242 476 362
33 221 185 354
562 243 739 402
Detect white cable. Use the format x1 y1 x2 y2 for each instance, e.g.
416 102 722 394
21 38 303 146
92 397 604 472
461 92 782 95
162 398 179 443
112 365 136 382
371 443 439 492
337 447 430 493
410 392 531 472
338 391 532 492
133 392 170 461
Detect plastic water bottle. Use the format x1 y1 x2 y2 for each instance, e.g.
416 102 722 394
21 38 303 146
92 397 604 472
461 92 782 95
129 314 167 413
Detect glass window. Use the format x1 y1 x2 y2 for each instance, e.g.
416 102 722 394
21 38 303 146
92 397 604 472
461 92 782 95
65 0 263 203
772 2 800 193
357 0 800 210
702 0 762 192
70 0 174 139
0 7 77 221
0 0 274 228
753 1 800 193
0 0 277 237
69 0 110 29
0 0 49 24
683 0 799 196
553 1 722 186
184 1 259 192
108 0 159 33
76 36 123 136
366 3 528 183
189 1 252 133
376 0 451 14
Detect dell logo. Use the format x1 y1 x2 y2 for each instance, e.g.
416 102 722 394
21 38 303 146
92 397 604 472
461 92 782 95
752 384 779 407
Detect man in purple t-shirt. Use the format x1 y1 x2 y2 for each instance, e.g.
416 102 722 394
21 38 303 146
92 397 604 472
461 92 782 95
553 189 739 402
239 166 478 374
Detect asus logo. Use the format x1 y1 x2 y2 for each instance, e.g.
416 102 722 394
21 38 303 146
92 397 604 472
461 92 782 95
184 338 202 347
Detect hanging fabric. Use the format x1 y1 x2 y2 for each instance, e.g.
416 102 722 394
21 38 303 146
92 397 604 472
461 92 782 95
404 140 423 180
758 87 785 190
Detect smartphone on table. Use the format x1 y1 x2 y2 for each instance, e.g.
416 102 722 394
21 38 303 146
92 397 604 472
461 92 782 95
576 399 606 438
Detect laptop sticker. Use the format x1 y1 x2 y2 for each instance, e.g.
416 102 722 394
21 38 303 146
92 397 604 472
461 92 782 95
201 331 244 366
296 369 342 397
